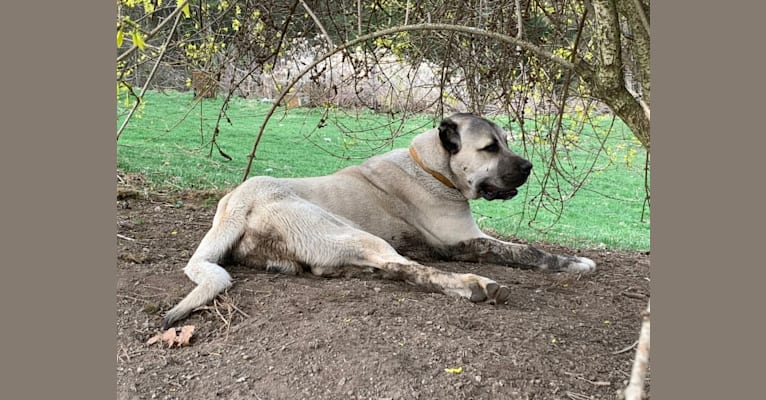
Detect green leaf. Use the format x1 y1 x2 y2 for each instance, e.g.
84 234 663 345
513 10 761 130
178 0 191 18
116 29 124 48
132 30 146 51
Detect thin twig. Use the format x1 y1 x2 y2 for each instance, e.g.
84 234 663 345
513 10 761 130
211 297 234 341
117 8 184 140
229 303 251 319
583 379 611 386
612 340 639 355
514 0 523 52
119 344 131 362
621 291 648 300
640 149 651 221
117 293 146 303
242 23 581 180
565 391 590 400
117 233 136 242
299 0 334 50
563 371 611 386
116 0 190 64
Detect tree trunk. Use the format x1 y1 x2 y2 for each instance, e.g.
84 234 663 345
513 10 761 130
584 0 650 149
594 84 650 148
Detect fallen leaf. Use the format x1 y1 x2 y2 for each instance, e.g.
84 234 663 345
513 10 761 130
445 367 463 374
147 325 195 347
146 334 160 345
177 325 194 346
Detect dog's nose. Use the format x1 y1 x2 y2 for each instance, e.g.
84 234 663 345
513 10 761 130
520 160 533 175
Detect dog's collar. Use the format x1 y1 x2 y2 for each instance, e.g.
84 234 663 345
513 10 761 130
408 146 457 189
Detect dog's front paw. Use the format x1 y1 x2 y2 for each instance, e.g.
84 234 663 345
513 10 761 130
565 256 596 272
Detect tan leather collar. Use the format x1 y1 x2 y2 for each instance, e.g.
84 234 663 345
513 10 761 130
408 146 456 189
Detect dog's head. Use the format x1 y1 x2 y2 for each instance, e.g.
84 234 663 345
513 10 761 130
439 113 532 201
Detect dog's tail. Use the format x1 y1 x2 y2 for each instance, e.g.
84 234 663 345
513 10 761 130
162 192 243 330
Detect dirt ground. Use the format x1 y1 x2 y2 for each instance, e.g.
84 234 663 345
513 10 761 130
116 178 650 400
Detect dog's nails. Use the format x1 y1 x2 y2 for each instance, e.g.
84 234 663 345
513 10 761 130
161 316 176 331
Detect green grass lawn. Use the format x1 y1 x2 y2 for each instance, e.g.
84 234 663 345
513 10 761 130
117 90 650 251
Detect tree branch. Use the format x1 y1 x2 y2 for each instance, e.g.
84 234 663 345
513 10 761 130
117 8 184 140
631 0 650 34
299 0 335 50
619 0 651 104
590 0 623 85
242 22 582 180
117 0 190 64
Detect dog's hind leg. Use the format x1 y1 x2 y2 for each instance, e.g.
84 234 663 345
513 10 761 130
298 227 511 304
361 244 511 304
162 193 242 329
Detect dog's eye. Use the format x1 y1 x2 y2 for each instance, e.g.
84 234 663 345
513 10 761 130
482 143 500 153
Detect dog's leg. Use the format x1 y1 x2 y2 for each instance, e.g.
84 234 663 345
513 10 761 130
162 194 242 329
446 236 596 272
372 257 512 304
322 234 512 304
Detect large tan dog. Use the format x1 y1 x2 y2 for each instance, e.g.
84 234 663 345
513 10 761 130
163 113 595 329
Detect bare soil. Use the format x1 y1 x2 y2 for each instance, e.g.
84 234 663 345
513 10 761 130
116 179 650 400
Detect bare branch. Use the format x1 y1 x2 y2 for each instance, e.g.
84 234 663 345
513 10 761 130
242 22 581 180
632 0 650 34
515 0 523 40
624 300 650 400
117 0 190 64
299 0 335 50
117 234 136 242
117 9 184 140
405 0 411 26
357 0 362 35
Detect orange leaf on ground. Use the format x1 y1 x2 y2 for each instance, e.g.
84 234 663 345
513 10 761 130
146 325 195 347
177 325 195 347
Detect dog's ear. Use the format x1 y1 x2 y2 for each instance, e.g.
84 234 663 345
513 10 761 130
438 118 461 154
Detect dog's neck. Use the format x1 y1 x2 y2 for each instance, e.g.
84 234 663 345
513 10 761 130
408 146 457 189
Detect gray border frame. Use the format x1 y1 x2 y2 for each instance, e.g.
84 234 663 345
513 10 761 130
652 1 765 398
2 1 764 398
0 1 116 398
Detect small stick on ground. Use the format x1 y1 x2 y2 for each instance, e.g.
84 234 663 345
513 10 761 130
565 391 590 400
563 371 612 386
624 300 651 400
229 302 251 320
117 293 147 303
621 291 648 300
118 344 131 363
117 234 136 242
209 300 232 329
612 340 639 355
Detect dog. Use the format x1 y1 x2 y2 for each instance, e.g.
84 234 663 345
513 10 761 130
162 113 596 329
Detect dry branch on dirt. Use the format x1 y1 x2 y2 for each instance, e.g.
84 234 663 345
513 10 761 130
624 300 651 400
